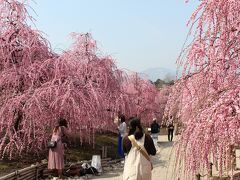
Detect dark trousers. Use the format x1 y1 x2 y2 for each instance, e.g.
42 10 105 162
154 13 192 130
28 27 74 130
168 129 174 141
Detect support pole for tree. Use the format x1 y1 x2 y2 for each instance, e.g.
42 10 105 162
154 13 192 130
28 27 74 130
92 128 95 149
195 174 201 180
209 163 213 177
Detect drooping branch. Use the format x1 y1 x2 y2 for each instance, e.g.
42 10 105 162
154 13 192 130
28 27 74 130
165 0 240 178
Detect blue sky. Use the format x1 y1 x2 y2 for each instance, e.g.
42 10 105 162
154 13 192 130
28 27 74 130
29 0 199 72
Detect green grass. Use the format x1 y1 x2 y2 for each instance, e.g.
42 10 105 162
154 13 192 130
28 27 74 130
0 163 9 171
66 132 119 162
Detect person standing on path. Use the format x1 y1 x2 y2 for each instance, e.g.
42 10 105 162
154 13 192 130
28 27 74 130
117 114 127 159
122 117 156 180
167 116 174 142
48 118 70 179
150 118 160 148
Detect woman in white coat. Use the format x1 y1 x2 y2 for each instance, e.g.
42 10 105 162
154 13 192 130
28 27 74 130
117 114 127 158
122 117 156 180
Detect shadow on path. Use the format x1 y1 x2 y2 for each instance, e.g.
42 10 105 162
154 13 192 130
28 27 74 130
152 156 168 169
91 171 122 179
157 141 174 149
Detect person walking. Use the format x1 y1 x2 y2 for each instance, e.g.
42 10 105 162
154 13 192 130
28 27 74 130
117 114 127 159
167 116 174 142
150 118 160 148
48 118 70 179
122 117 156 180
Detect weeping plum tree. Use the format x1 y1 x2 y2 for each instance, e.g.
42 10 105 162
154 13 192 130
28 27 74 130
0 0 129 159
55 33 129 145
123 73 162 125
157 85 172 122
0 0 55 158
0 0 161 159
166 0 240 178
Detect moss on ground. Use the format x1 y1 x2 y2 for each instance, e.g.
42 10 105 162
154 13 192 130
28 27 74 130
66 132 119 162
0 163 9 171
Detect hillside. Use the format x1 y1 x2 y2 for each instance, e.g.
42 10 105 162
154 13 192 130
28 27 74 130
139 67 176 82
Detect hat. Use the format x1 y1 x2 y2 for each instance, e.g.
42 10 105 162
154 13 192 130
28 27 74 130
152 118 157 121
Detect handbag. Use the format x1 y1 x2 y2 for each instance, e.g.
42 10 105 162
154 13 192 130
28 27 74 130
47 140 57 149
128 135 153 170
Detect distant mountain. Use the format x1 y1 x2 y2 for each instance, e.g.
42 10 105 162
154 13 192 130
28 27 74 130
139 67 176 82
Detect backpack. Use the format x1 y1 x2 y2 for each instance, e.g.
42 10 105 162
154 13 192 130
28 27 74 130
168 122 174 129
151 123 159 133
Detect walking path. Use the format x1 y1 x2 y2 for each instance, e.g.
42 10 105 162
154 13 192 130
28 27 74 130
91 135 176 180
76 135 240 180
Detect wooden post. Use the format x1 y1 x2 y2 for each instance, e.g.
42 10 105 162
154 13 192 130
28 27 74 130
235 146 240 170
209 163 213 177
101 146 108 158
92 129 95 149
15 170 19 180
104 146 108 158
36 164 39 180
80 129 83 146
195 174 201 180
174 123 178 135
101 146 105 158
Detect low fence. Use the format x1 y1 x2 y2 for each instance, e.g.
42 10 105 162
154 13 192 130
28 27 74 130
0 156 121 180
0 163 47 180
195 146 240 180
233 146 240 170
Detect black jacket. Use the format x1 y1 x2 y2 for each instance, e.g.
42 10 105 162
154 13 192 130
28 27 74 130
151 122 160 133
122 134 156 156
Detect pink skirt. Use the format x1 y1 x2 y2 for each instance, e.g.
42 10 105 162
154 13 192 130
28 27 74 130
48 141 64 170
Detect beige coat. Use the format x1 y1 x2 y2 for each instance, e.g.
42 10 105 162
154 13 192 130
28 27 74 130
123 134 152 180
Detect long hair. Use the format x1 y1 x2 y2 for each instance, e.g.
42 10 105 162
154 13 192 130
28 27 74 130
118 114 126 123
128 117 144 140
53 118 68 133
59 118 68 127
